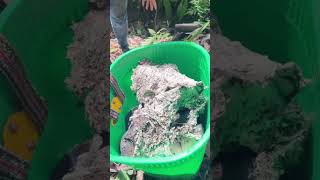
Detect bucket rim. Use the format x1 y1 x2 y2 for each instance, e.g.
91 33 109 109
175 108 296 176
110 41 210 71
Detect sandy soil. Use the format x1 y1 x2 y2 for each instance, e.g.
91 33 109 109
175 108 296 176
66 10 108 133
62 8 108 180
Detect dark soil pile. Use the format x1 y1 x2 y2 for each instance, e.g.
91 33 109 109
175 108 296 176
211 32 311 180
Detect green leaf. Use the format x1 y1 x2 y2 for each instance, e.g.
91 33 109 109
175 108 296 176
116 171 130 180
148 28 156 35
185 21 209 41
177 0 188 21
163 0 172 20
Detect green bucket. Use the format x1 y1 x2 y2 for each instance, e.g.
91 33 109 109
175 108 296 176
214 0 320 179
110 42 210 177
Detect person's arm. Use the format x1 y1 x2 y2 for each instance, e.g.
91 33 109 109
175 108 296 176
141 0 157 11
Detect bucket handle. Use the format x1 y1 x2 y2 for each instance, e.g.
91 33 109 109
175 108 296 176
110 75 125 122
110 75 125 103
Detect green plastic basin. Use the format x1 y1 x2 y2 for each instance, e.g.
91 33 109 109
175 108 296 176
110 42 210 177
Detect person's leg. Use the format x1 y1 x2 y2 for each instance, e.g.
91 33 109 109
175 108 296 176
110 0 129 52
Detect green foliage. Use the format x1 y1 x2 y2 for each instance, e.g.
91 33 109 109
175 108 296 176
116 171 130 180
111 164 143 180
160 0 189 25
177 85 206 110
145 28 172 45
162 0 173 20
185 21 209 41
188 0 210 21
131 0 209 27
177 0 189 22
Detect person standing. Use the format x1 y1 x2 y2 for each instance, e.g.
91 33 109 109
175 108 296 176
110 0 157 53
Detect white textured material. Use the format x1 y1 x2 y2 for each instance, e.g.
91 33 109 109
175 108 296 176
121 62 206 157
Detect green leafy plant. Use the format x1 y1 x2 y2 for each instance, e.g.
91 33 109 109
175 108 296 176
188 0 210 22
185 21 209 41
145 28 173 45
130 0 210 34
162 0 173 20
176 0 189 22
116 171 130 180
110 163 144 180
159 0 189 25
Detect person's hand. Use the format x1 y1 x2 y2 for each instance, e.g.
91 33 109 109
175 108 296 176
142 0 157 11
